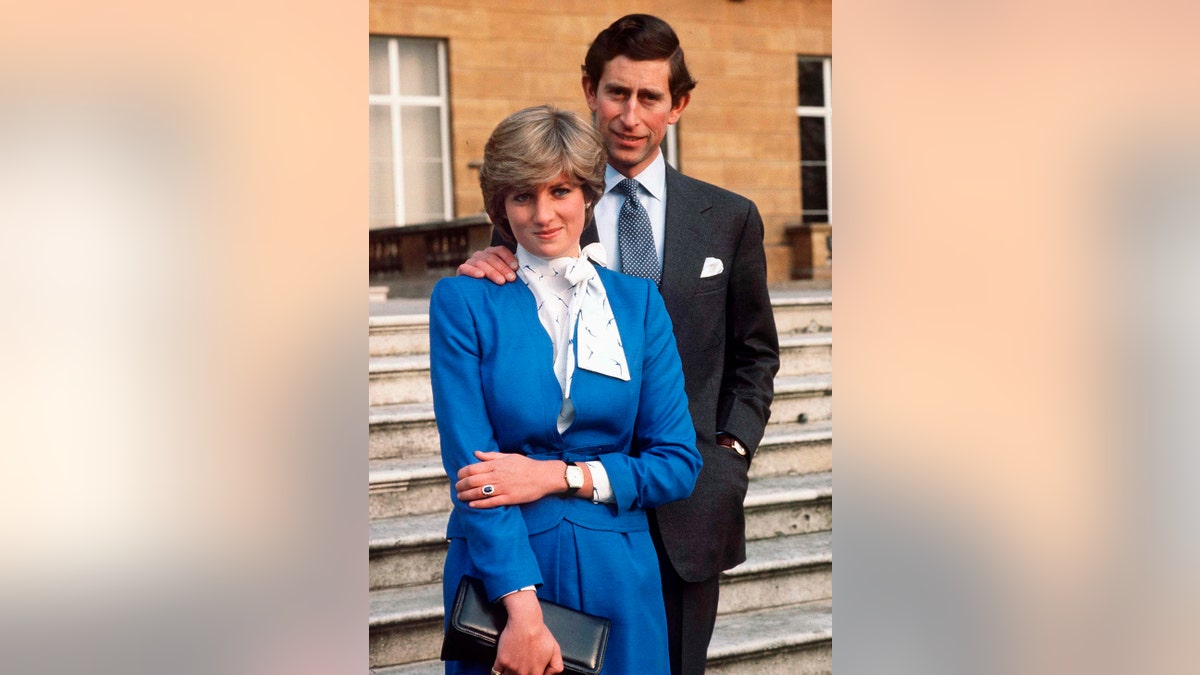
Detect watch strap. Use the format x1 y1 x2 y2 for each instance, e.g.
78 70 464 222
717 434 748 457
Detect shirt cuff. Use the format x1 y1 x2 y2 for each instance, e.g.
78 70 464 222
497 585 537 600
586 460 614 503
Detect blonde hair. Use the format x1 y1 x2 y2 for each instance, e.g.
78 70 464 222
479 105 607 244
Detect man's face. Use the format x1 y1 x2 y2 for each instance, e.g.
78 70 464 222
584 56 690 178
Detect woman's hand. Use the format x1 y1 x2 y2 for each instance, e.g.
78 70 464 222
494 591 563 675
456 452 562 508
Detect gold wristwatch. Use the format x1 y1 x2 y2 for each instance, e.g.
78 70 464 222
564 463 584 495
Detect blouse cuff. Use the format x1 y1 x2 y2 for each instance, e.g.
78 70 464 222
585 460 614 503
496 585 537 600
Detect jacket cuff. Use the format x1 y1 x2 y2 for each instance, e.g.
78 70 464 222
717 400 767 458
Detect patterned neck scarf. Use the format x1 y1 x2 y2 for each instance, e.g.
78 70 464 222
516 244 630 433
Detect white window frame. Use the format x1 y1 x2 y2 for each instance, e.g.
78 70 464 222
664 124 679 169
369 36 453 227
796 56 832 224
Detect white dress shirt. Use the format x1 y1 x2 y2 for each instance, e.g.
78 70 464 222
593 153 667 277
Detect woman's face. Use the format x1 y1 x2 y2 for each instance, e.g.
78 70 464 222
504 175 587 259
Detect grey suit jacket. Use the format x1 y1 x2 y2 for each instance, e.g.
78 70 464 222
494 165 780 581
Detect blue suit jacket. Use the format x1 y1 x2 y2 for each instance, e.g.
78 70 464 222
428 265 701 601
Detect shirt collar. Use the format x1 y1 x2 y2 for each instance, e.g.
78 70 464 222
515 245 579 281
604 152 666 203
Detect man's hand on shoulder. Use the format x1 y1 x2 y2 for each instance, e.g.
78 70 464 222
457 246 518 284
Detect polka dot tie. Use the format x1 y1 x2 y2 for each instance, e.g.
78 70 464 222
617 178 661 285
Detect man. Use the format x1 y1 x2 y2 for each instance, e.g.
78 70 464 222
459 14 779 675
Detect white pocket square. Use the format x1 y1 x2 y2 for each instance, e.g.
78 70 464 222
700 257 724 278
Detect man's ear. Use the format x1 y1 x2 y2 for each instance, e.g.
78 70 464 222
582 75 599 112
667 92 691 125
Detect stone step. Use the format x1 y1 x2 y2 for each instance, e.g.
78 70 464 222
369 402 438 461
369 379 831 463
369 588 833 672
770 289 832 335
369 455 451 519
369 355 432 406
706 599 833 674
369 333 831 408
366 289 830 358
370 661 443 675
369 582 445 668
369 470 832 592
719 531 832 615
369 511 450 590
777 333 832 377
368 419 830 520
367 288 834 673
743 471 833 540
750 422 833 480
369 313 431 357
770 373 832 424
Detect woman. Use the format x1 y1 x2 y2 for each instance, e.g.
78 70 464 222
430 105 701 675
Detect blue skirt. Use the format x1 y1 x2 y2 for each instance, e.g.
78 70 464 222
442 520 670 675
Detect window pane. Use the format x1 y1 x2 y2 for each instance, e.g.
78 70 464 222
369 37 392 96
396 39 440 96
369 105 396 228
400 105 443 162
401 106 445 223
802 164 829 212
664 123 679 169
798 59 824 107
404 162 446 224
800 116 826 162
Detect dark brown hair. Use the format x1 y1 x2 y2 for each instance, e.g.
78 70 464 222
582 14 698 104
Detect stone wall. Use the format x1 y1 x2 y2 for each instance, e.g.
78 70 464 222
370 0 832 282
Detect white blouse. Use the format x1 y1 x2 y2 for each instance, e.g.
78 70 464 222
515 244 626 503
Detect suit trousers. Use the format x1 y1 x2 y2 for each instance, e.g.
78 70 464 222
652 511 721 675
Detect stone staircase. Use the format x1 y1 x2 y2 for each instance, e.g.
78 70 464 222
368 288 833 674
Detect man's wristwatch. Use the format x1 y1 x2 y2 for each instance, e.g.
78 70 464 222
564 463 585 495
717 434 748 457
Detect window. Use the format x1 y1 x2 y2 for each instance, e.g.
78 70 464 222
797 57 832 224
369 36 452 228
664 124 679 170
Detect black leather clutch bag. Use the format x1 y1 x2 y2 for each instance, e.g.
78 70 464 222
440 575 611 675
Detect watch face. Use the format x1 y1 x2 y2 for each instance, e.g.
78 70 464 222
566 465 585 489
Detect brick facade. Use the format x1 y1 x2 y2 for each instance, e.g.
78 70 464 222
370 0 831 282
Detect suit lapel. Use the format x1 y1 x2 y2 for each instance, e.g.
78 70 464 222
581 167 707 304
497 279 564 442
660 167 711 311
